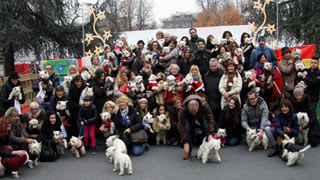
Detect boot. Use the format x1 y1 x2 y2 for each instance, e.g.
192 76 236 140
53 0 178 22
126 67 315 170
91 147 97 155
267 145 279 157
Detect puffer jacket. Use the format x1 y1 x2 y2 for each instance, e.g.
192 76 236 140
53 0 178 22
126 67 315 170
241 97 269 130
194 49 212 79
178 95 215 143
78 104 98 126
274 112 299 138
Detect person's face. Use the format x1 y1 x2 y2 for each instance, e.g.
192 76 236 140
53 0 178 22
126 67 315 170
258 40 265 48
156 34 162 40
130 72 136 81
140 101 147 109
185 51 191 58
281 105 290 114
170 65 179 75
104 47 111 53
75 80 83 88
10 79 18 85
260 55 266 63
169 42 175 49
174 100 182 109
189 30 197 38
84 100 91 107
69 68 77 75
105 104 114 113
159 106 166 115
188 103 199 115
294 94 303 102
92 57 99 65
243 34 249 39
49 114 56 125
99 73 105 82
45 65 53 74
209 36 214 41
152 42 159 51
197 42 205 51
182 37 188 43
229 99 236 109
310 59 319 70
119 101 128 110
248 94 258 106
225 33 231 39
120 37 126 42
220 47 226 54
121 72 127 81
191 68 198 76
283 51 291 60
56 90 64 98
30 106 39 115
164 35 170 42
231 43 237 52
227 64 235 73
9 112 19 123
138 42 144 49
209 62 218 72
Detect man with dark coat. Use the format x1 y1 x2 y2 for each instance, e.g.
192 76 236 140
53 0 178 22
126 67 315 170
204 58 223 123
194 39 212 79
0 71 26 116
189 28 205 52
131 49 144 75
178 95 215 160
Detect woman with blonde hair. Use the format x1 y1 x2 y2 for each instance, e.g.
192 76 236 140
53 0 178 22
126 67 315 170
114 69 129 98
114 95 146 156
184 65 204 97
100 101 119 139
68 65 79 78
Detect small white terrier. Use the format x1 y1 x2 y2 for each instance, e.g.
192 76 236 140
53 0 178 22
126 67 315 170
197 136 222 164
282 138 311 166
246 128 268 152
28 140 42 168
53 131 68 155
142 112 154 133
69 136 86 158
296 112 309 146
112 149 133 176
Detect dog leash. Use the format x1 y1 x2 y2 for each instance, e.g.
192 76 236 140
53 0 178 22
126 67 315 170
79 124 83 137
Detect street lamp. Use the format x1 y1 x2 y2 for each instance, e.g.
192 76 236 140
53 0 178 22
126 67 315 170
78 0 98 57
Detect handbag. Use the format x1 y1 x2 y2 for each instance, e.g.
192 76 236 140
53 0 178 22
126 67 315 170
130 130 148 144
39 140 58 162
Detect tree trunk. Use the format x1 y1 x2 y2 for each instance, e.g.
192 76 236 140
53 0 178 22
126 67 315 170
4 43 14 76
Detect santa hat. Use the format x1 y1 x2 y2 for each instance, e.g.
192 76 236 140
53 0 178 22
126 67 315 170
191 81 204 92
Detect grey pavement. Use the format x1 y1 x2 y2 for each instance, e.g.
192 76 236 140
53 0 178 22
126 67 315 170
10 143 320 180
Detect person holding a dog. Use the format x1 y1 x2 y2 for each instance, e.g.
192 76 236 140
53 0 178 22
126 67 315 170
178 95 215 160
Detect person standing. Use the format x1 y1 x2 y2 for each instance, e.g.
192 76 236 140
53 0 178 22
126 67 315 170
250 36 277 70
194 39 212 79
279 47 296 95
189 28 204 52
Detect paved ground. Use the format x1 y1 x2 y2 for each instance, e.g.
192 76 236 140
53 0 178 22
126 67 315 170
7 142 320 180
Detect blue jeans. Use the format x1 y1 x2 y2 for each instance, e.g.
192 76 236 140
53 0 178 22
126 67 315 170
131 144 146 156
309 136 320 147
226 137 241 146
39 102 51 112
186 116 209 152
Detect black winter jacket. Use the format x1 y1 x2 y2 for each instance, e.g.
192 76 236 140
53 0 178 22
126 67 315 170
204 69 223 110
78 104 98 126
194 50 212 79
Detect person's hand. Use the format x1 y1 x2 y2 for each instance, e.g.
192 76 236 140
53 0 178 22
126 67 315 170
144 126 149 131
183 143 190 154
124 128 131 134
284 126 291 133
246 126 251 131
28 139 35 144
81 121 84 125
12 150 27 157
103 128 109 133
41 83 48 89
85 120 88 124
258 129 264 140
284 134 290 140
61 116 66 121
224 92 229 100
299 125 303 132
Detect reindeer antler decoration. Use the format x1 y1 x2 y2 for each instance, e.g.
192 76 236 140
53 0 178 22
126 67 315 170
248 0 277 49
84 5 112 56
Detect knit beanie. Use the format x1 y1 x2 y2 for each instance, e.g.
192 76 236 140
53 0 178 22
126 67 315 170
95 68 105 76
293 86 304 96
139 98 148 104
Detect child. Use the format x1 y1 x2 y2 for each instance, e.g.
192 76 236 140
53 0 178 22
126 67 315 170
255 53 267 78
152 104 171 145
78 96 98 154
185 65 204 97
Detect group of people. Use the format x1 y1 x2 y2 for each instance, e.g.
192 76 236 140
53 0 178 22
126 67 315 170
1 27 320 178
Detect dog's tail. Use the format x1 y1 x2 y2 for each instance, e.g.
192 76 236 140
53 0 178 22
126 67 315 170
299 144 311 154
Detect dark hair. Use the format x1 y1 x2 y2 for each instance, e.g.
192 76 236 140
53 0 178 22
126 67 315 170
218 45 229 54
156 31 164 38
258 36 265 42
240 32 250 44
169 39 177 46
206 35 214 45
45 112 61 127
257 53 266 62
189 28 197 32
126 70 135 80
150 41 162 51
90 55 99 64
137 40 145 45
247 89 258 97
279 98 294 115
81 66 89 72
156 104 166 116
312 56 319 61
197 39 205 44
83 95 92 102
222 31 233 38
55 85 65 92
224 96 241 124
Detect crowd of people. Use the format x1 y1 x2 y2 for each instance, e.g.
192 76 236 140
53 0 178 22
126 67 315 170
1 27 320 178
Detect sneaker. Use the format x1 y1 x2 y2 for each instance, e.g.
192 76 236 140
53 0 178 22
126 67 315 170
91 147 97 155
267 149 279 157
145 144 150 151
182 153 190 160
85 146 90 152
12 171 20 179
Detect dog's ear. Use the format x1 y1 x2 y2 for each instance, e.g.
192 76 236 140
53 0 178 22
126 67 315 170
208 134 213 141
79 136 83 139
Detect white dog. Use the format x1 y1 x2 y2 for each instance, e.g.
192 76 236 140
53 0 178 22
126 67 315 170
292 48 302 60
100 112 115 134
81 71 91 82
164 75 177 94
178 74 193 92
39 70 49 80
142 112 154 133
197 136 222 164
112 148 133 176
214 128 227 147
106 135 127 153
28 140 42 168
295 61 308 78
69 136 86 158
246 128 268 152
79 87 94 105
296 112 309 146
62 76 72 95
53 131 68 155
163 47 170 55
56 100 70 121
8 86 22 100
28 119 39 131
282 138 311 166
156 114 169 145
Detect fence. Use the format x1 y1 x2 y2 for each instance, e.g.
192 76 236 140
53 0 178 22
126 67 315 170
0 73 39 111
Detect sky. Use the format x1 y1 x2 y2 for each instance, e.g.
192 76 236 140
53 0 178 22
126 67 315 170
151 0 200 24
